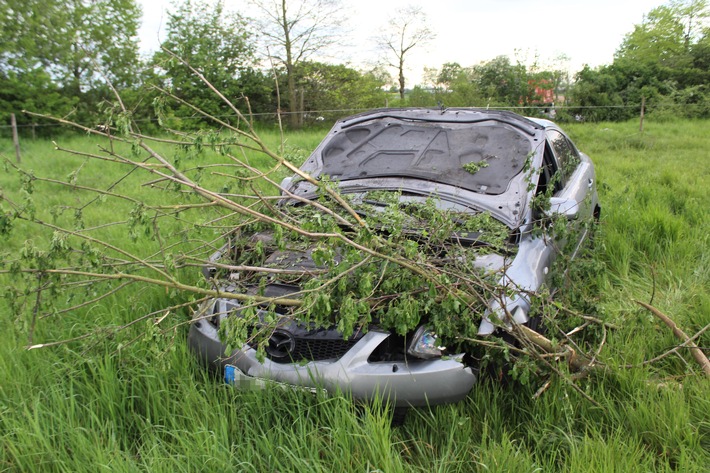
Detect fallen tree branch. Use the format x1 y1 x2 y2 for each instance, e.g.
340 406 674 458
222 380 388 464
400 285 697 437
634 300 710 378
515 330 600 406
622 323 710 368
517 324 591 373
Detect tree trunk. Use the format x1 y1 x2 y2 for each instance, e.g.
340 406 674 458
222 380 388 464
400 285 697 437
281 0 300 129
398 57 405 101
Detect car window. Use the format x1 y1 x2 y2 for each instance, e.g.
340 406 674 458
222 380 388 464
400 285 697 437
548 130 581 183
531 144 560 222
536 142 561 196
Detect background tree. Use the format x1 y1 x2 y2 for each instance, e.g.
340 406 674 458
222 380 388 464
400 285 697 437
572 0 710 120
367 65 396 93
3 0 140 91
419 62 483 107
295 62 387 122
472 55 532 106
152 0 258 128
568 65 627 121
376 5 435 101
250 0 346 128
690 25 710 78
0 0 141 130
434 62 466 90
617 2 693 69
617 0 709 88
0 69 77 136
543 54 572 106
443 67 484 107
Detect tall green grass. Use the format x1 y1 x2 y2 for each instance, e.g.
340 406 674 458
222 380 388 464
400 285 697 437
565 120 709 380
1 119 708 471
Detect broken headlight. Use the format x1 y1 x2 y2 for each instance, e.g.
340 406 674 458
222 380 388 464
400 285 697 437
407 326 445 359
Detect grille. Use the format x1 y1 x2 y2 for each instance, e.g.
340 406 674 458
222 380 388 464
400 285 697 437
207 285 364 363
290 338 359 362
248 336 359 363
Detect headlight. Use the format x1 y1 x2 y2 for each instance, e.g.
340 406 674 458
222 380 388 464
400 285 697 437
407 326 446 359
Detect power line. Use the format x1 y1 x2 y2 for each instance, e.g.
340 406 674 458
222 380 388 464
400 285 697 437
1 102 704 130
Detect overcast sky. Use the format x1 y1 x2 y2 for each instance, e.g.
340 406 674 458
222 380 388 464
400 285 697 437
137 0 666 83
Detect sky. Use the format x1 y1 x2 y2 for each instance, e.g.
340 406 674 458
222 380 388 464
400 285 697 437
137 0 667 84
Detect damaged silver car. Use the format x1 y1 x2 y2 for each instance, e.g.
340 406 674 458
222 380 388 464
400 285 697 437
188 108 599 410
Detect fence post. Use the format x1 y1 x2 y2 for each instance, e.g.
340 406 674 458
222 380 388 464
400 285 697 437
11 113 21 163
639 97 645 133
299 88 305 128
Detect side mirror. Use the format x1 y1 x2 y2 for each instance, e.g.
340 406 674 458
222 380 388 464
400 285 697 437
546 196 580 220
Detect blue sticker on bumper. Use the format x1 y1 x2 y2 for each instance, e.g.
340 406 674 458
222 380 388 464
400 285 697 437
225 365 236 384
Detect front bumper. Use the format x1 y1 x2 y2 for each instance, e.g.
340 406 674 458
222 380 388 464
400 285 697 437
188 316 477 407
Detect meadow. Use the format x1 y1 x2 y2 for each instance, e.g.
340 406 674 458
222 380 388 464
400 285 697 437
0 118 708 472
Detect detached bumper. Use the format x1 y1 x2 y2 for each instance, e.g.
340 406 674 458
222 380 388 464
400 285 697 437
188 318 476 407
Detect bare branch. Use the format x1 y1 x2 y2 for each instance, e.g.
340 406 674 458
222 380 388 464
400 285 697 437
635 300 710 378
374 5 436 100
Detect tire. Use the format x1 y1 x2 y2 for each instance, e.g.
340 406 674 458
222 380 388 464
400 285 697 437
391 407 409 426
485 315 545 384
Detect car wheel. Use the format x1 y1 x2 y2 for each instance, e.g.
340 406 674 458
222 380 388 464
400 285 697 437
524 314 545 335
391 407 409 426
486 315 545 384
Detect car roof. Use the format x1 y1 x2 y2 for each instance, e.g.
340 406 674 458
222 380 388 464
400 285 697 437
525 117 558 130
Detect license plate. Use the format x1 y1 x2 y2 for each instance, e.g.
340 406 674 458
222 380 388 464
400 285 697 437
224 364 324 394
224 364 271 389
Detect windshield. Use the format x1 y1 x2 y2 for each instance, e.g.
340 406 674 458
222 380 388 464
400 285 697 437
318 119 533 195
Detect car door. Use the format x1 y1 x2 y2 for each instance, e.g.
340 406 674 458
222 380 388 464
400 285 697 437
544 128 597 256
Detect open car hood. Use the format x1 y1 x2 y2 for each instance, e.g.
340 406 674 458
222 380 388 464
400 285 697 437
289 108 546 228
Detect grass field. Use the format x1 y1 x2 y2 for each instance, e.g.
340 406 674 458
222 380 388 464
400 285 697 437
0 118 708 472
